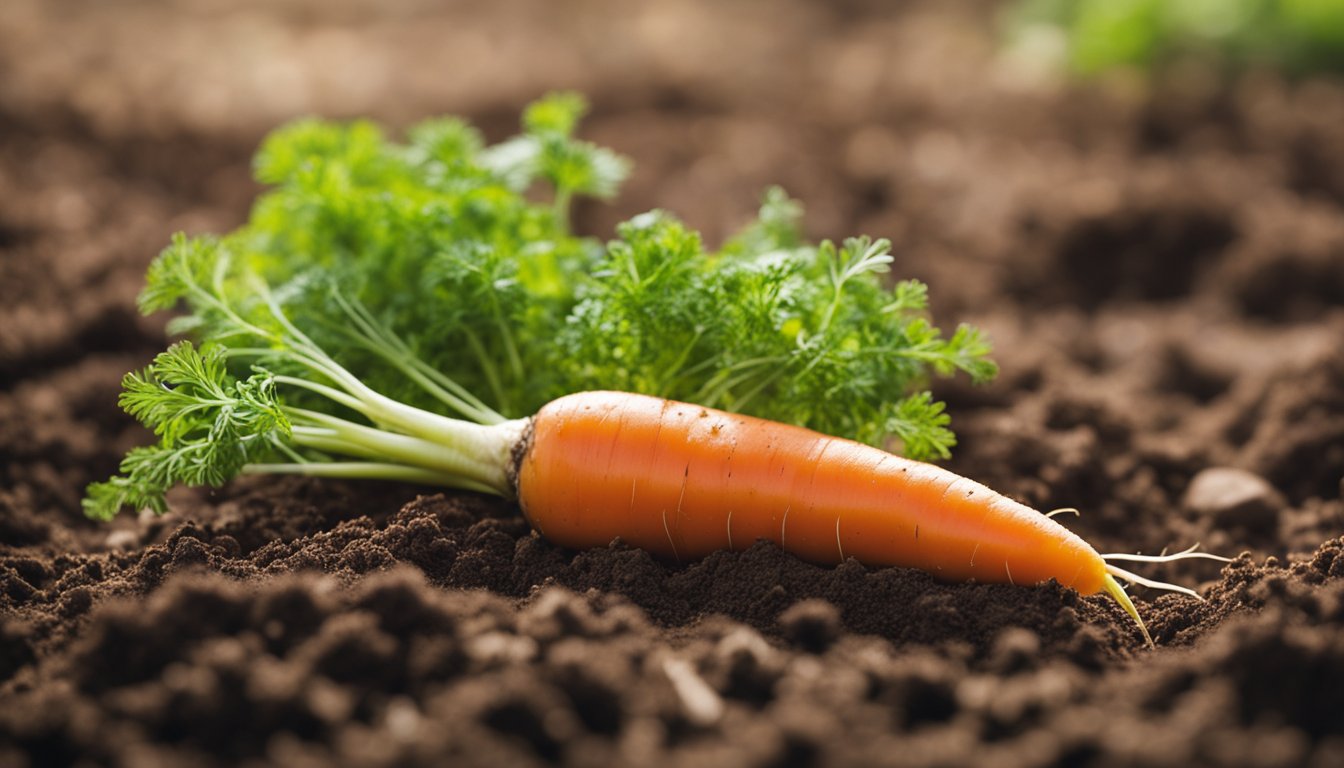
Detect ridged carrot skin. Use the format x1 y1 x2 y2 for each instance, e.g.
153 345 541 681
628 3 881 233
515 391 1108 595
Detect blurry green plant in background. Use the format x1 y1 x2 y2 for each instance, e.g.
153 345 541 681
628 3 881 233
1005 0 1344 78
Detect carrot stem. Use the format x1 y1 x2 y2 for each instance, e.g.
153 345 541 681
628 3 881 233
280 406 524 496
328 290 505 424
243 461 485 490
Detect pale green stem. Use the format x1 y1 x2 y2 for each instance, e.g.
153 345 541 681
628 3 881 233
725 365 787 413
243 461 487 491
695 361 785 409
270 436 309 465
340 333 503 424
490 295 525 391
285 408 527 497
273 376 366 413
553 188 573 234
330 292 504 424
463 328 509 414
655 328 706 395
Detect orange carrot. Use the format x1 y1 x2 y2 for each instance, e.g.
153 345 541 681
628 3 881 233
516 391 1223 646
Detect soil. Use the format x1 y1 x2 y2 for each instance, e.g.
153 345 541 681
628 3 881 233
3 1 1344 766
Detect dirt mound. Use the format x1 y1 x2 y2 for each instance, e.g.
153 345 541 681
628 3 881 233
3 539 1343 767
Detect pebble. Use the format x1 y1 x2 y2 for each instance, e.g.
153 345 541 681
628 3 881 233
1183 467 1282 531
779 599 842 653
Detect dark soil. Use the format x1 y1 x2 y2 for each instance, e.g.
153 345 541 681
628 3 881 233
3 1 1344 766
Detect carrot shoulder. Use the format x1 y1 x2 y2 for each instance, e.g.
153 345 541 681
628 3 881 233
515 391 1108 596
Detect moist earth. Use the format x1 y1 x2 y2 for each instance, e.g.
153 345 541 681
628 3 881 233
3 1 1344 766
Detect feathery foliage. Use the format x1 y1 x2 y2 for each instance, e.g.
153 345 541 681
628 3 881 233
85 94 996 520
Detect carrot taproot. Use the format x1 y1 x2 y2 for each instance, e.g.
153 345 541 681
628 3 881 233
516 391 1225 646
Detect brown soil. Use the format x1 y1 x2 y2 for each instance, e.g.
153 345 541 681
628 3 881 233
3 1 1344 766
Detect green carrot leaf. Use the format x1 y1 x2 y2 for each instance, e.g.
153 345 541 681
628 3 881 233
86 95 996 520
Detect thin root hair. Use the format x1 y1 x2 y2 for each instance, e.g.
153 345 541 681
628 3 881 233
1102 542 1233 565
1105 563 1204 601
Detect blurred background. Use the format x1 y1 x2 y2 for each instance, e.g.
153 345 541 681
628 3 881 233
4 0 1343 291
2 0 1022 248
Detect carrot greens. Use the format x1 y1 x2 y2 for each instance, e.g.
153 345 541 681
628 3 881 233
84 94 996 521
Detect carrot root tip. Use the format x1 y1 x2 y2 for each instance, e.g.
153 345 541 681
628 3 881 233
1101 572 1154 649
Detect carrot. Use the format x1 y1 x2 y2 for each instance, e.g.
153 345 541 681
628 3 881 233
517 391 1225 646
90 104 1220 648
98 338 1223 647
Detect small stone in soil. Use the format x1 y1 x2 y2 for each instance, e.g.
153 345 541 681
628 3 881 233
1183 467 1282 532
